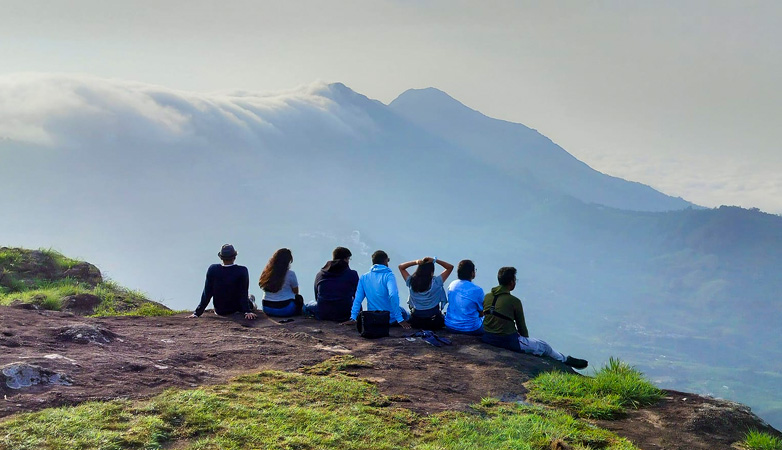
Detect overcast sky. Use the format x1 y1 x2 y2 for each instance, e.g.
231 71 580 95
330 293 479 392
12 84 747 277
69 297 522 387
2 0 781 213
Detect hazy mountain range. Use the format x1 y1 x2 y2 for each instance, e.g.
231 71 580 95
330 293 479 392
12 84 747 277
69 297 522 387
1 75 780 427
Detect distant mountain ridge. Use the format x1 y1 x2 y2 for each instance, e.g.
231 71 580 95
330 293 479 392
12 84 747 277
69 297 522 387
389 87 695 212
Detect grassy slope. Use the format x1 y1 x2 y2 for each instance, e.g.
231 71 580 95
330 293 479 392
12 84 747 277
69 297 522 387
744 430 782 450
525 357 665 419
0 356 637 450
0 247 176 316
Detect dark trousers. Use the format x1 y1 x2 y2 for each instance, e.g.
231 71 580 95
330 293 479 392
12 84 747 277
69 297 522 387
309 299 352 322
481 332 522 352
409 307 445 330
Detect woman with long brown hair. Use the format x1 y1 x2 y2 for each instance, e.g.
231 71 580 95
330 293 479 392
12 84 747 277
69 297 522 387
398 256 454 330
259 248 302 317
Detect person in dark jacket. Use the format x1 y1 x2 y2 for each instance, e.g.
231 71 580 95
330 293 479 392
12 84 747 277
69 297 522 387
482 266 587 369
190 244 257 320
308 247 359 321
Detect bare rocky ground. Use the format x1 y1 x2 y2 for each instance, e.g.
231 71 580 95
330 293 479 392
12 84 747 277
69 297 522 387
1 305 779 450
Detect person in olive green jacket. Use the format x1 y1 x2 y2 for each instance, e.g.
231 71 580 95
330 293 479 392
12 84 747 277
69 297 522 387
481 266 588 370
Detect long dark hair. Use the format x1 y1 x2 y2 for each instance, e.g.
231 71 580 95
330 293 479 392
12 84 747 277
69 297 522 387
410 261 435 293
259 248 293 293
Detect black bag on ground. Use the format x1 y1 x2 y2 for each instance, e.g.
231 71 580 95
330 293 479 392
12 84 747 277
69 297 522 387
409 311 445 330
356 310 390 338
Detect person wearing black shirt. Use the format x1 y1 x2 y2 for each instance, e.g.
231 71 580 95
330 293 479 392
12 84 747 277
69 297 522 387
190 244 257 319
309 246 359 321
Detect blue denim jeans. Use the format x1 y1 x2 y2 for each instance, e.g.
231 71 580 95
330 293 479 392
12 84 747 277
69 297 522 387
263 300 298 317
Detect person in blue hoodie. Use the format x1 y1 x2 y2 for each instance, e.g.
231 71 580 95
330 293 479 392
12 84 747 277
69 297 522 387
344 250 411 329
308 246 359 321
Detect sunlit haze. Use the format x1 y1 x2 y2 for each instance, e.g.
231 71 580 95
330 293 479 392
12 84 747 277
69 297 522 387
2 0 781 213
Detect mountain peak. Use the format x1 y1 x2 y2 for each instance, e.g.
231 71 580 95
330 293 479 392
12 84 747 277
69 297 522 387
394 86 453 100
390 87 479 116
306 81 390 113
309 81 360 99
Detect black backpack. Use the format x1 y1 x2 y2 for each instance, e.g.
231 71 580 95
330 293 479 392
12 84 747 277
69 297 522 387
356 310 390 338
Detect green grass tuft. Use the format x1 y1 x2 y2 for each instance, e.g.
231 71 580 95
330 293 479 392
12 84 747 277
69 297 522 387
1 246 172 317
88 281 170 317
0 247 23 267
0 370 638 450
301 354 374 376
124 302 181 317
745 430 782 450
39 247 81 270
526 357 664 419
0 278 172 317
0 279 94 311
91 302 182 317
92 280 149 306
419 401 637 450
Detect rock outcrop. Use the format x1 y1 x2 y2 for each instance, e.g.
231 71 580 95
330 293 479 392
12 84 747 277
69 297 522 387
1 362 72 394
1 247 170 315
0 247 102 290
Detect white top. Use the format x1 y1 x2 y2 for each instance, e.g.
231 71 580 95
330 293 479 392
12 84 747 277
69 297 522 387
263 270 298 300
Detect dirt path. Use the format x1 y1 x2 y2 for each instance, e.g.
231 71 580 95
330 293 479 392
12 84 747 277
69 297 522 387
1 306 778 449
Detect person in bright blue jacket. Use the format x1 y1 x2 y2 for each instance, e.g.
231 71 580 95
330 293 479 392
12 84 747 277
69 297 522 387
343 250 411 329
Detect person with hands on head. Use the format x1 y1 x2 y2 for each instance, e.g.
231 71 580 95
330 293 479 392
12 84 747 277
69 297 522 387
190 244 257 320
398 257 453 330
343 250 411 329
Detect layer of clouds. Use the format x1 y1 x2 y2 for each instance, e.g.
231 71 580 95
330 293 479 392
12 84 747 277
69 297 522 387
0 74 378 149
2 73 780 214
581 151 782 214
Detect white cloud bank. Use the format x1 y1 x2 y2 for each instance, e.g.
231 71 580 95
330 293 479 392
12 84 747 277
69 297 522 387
580 150 782 215
1 73 780 214
0 73 379 149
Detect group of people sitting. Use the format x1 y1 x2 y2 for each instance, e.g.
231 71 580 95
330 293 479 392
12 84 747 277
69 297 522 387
191 244 588 370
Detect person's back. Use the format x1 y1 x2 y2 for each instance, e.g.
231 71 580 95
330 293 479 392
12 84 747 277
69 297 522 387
445 279 485 332
481 266 588 370
348 250 410 328
260 248 302 317
202 264 251 315
353 265 402 322
406 275 447 309
398 257 453 330
444 259 484 334
482 285 527 342
313 247 359 321
191 244 255 319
